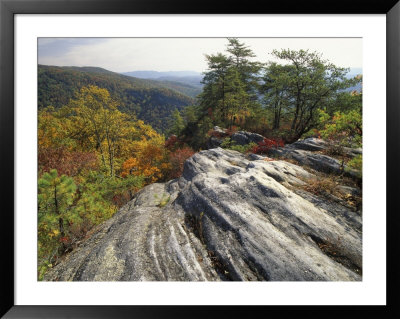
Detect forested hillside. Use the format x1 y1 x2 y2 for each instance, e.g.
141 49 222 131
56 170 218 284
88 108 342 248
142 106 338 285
123 70 203 98
38 65 194 132
149 79 202 98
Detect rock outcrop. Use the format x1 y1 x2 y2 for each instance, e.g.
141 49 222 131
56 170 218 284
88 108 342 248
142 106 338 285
44 146 362 282
268 138 361 180
206 127 266 149
206 126 228 149
230 131 265 146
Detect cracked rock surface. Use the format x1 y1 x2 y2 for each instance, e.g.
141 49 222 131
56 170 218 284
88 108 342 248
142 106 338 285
269 138 362 179
44 147 362 281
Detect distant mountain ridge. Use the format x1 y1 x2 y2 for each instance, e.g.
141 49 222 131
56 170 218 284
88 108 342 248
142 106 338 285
38 65 194 132
122 70 204 98
122 68 362 96
346 68 363 92
123 70 202 79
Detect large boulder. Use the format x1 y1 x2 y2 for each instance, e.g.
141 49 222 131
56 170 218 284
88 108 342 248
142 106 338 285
269 138 362 180
290 138 328 151
270 147 345 175
206 129 266 150
230 131 265 145
206 126 228 149
45 148 362 282
206 136 223 149
288 138 362 158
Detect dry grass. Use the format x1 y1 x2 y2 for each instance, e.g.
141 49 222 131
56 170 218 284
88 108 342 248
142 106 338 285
301 174 362 212
302 176 338 196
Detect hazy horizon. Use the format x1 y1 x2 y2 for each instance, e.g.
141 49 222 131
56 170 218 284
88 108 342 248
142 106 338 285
38 38 362 73
37 65 364 75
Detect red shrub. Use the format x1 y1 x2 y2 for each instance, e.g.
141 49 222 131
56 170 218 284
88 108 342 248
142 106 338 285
251 138 284 154
167 147 195 179
226 126 239 136
165 135 179 149
59 236 70 244
112 191 137 207
38 146 98 176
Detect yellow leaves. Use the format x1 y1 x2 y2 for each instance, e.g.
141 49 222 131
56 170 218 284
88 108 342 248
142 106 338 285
38 108 72 149
134 120 160 139
40 85 170 180
48 229 60 238
119 122 168 181
121 149 164 182
161 162 172 170
121 133 169 183
78 85 114 112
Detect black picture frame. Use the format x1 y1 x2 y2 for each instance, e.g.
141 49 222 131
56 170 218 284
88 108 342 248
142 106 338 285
1 0 399 318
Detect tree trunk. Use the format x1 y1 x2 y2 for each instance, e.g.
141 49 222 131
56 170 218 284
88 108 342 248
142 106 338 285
58 217 65 238
97 137 106 169
273 99 282 130
291 102 299 130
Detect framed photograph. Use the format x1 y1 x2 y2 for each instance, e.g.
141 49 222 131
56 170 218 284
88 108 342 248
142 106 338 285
1 0 399 318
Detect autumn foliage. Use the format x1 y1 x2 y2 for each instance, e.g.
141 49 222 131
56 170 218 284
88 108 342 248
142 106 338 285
38 86 199 279
166 147 195 179
251 138 285 155
165 135 180 149
38 147 98 176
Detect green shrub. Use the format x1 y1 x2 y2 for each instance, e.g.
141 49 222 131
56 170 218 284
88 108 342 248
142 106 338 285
346 154 362 177
220 137 256 153
37 169 144 280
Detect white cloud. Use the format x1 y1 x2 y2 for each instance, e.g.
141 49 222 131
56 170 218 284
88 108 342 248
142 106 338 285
38 37 362 73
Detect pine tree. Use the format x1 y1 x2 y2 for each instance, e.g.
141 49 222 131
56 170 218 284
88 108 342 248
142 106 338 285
261 62 294 129
38 169 78 262
168 108 185 136
224 68 250 128
226 38 261 97
199 53 232 123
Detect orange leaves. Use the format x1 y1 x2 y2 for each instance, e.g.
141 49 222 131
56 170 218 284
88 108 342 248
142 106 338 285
121 155 161 182
226 125 239 136
121 157 139 178
122 137 194 182
121 143 167 183
141 143 164 162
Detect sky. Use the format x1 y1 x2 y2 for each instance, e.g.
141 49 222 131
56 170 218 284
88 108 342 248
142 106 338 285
38 38 362 73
